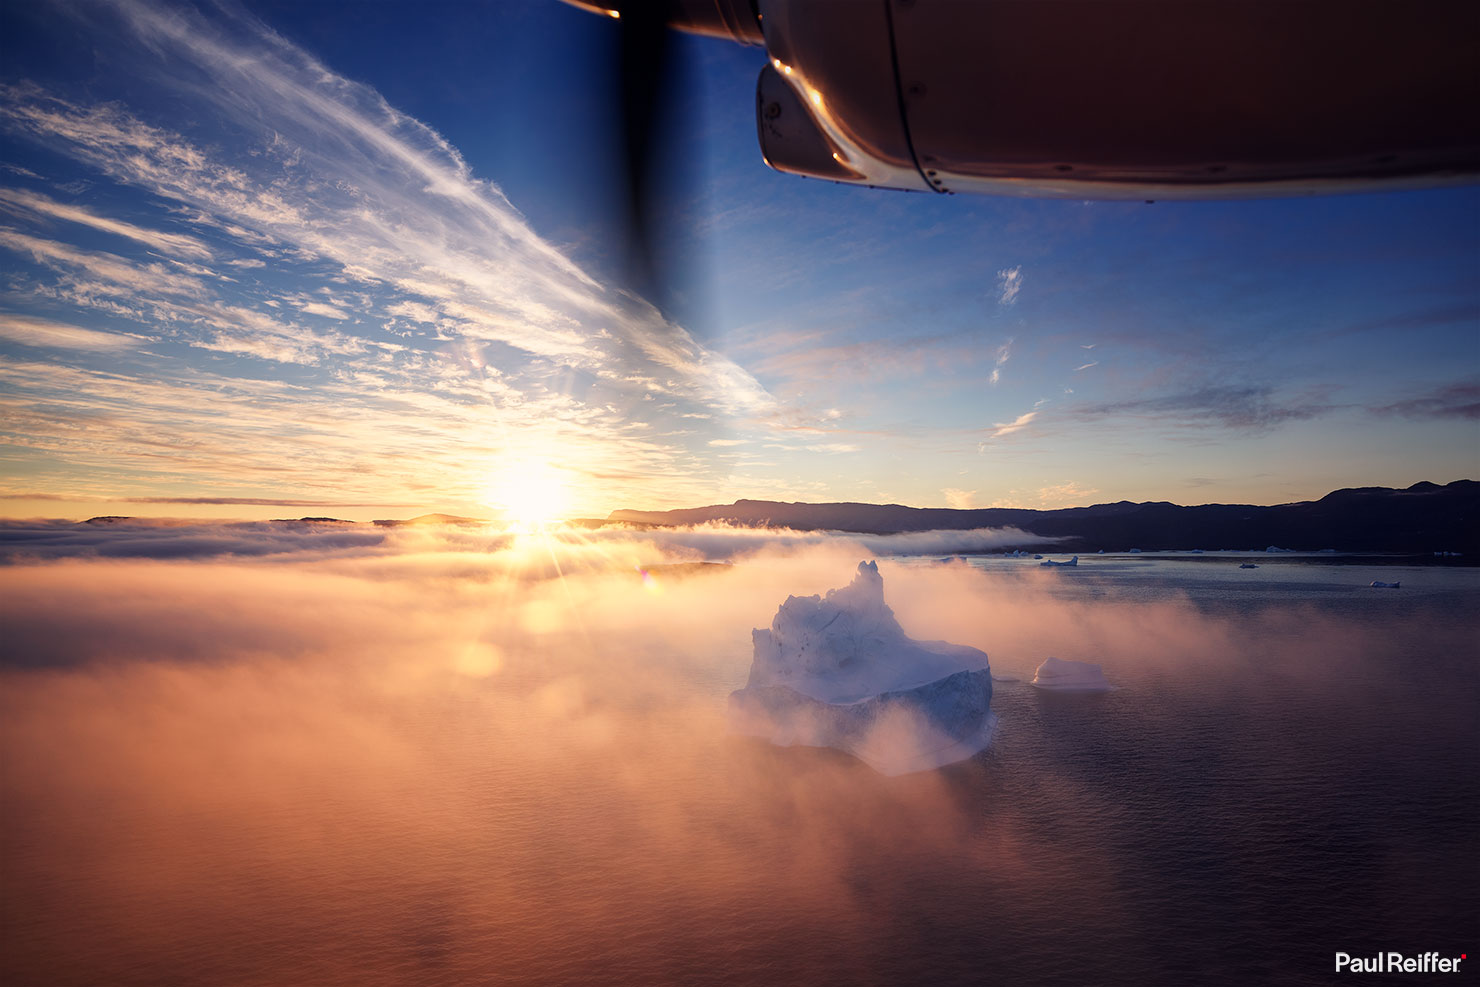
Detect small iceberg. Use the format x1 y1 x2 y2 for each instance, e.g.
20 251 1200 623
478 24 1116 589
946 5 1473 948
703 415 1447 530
1128 548 1142 554
1030 656 1114 691
1039 556 1079 567
729 561 994 775
1239 563 1258 569
1370 580 1401 589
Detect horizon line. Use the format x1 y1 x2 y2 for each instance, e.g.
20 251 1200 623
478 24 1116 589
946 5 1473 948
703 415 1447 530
0 477 1471 526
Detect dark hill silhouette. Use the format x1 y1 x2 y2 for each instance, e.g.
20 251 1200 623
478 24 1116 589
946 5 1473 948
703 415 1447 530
608 480 1479 553
371 513 487 527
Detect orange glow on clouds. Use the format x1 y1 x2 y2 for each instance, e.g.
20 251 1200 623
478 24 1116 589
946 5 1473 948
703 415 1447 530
2 524 1474 984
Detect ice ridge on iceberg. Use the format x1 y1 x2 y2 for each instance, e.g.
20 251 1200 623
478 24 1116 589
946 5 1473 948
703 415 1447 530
729 561 994 775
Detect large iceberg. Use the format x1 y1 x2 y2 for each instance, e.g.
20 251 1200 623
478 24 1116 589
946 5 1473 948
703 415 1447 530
728 561 994 775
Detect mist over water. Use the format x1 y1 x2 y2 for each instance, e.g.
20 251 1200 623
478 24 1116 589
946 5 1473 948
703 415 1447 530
2 525 1476 985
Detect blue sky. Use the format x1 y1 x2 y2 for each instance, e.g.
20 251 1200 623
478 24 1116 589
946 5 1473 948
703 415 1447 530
0 0 1476 520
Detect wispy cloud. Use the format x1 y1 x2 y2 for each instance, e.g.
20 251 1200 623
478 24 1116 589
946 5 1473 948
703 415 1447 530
0 313 149 350
1371 381 1480 421
1074 361 1098 372
298 301 350 320
996 266 1022 305
0 227 207 297
1035 482 1098 507
989 338 1012 385
0 186 213 260
942 487 976 509
1076 385 1330 432
1320 304 1478 341
990 410 1038 438
747 330 971 390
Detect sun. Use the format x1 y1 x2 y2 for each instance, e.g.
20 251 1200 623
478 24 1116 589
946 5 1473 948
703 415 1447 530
485 460 574 529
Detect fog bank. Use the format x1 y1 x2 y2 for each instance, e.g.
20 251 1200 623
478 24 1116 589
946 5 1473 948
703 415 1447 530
3 523 1475 985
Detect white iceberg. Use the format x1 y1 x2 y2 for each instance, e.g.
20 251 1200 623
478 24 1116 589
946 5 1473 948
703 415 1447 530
728 561 994 775
1370 580 1401 588
1040 555 1078 567
1030 656 1114 691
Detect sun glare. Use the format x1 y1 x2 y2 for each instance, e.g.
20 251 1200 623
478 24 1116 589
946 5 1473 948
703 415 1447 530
485 460 573 529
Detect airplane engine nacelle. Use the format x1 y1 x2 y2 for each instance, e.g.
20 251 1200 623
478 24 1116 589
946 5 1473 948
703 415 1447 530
563 0 1480 199
752 0 1479 198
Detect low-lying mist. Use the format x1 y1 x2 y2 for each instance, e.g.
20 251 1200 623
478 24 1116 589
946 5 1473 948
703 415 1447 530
3 522 1475 985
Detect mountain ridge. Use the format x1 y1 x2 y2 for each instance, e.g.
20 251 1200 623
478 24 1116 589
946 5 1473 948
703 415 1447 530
608 480 1479 553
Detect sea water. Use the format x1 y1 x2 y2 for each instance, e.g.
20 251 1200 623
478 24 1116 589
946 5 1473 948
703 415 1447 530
2 554 1475 986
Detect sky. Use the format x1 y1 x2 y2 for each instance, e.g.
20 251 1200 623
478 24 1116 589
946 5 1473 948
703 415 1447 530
0 0 1476 521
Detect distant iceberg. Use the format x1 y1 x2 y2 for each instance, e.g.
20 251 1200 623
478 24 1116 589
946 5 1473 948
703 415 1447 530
728 561 994 775
1370 580 1401 589
1239 563 1258 569
1030 656 1113 691
1039 556 1078 567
